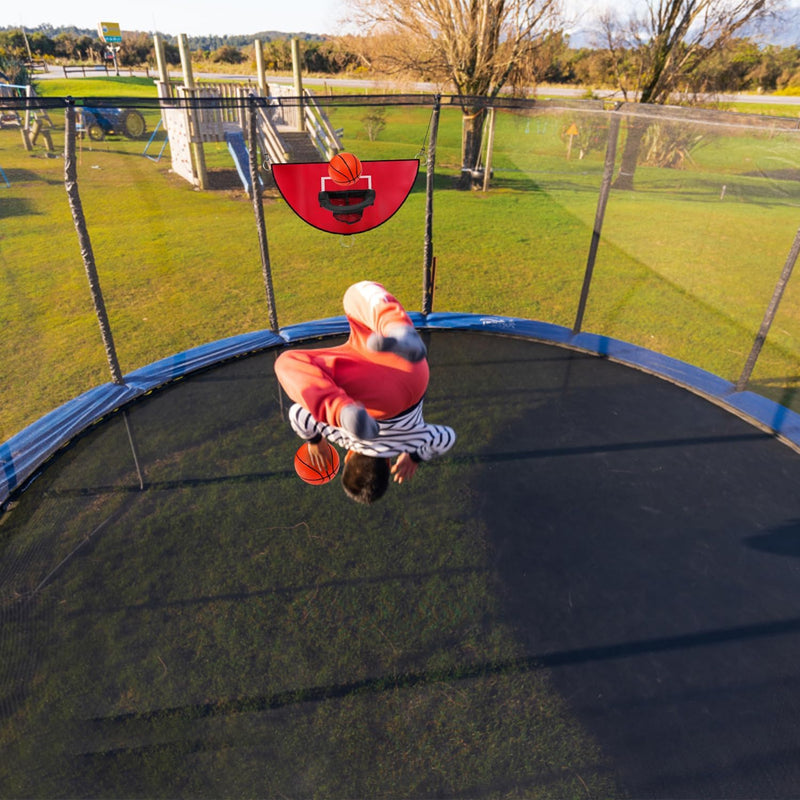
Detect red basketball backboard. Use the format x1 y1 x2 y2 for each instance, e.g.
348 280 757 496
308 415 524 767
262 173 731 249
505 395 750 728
271 159 420 235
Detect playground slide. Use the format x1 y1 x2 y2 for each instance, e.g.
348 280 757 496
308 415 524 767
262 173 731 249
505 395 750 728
225 131 258 191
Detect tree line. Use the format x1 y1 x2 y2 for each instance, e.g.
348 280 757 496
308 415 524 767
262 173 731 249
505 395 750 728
0 27 354 75
2 23 800 95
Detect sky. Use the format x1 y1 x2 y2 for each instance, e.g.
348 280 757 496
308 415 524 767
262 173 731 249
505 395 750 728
10 0 351 37
8 0 799 41
8 0 614 38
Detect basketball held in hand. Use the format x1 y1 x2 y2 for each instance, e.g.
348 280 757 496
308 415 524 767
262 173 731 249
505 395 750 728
294 442 341 485
328 152 362 186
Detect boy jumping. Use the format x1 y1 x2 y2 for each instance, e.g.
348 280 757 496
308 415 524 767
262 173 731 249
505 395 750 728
274 281 456 504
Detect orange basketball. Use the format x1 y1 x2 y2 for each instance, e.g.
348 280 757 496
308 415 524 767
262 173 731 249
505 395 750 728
294 442 340 485
328 152 362 186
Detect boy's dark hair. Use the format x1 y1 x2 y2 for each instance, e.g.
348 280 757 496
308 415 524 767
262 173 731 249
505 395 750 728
341 452 390 504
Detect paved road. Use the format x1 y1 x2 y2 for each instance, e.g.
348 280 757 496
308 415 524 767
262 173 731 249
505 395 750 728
37 67 800 106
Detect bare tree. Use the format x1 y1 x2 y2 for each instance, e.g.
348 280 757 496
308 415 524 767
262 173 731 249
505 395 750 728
349 0 563 187
599 0 777 189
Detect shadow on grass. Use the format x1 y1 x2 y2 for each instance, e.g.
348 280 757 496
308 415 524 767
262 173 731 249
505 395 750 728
2 167 63 187
206 168 247 191
746 376 800 414
615 173 800 208
743 168 800 182
404 170 550 194
0 195 38 216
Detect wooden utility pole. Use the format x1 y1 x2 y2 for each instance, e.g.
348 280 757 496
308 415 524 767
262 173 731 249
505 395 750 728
291 38 304 132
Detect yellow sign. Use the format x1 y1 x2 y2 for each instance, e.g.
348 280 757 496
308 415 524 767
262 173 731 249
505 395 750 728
565 123 579 159
98 22 122 43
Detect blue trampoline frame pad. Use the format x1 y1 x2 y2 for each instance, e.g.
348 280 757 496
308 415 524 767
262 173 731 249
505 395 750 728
3 313 800 507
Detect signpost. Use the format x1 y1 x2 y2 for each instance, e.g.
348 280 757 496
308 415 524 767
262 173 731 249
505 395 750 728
565 122 579 160
97 22 122 76
97 22 122 42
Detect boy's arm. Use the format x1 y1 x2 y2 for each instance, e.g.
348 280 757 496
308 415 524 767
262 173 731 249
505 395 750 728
414 425 457 461
289 403 325 441
275 349 354 429
288 405 344 471
391 424 457 483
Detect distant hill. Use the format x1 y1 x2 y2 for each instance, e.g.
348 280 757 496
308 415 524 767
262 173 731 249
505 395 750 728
565 5 800 50
751 6 800 46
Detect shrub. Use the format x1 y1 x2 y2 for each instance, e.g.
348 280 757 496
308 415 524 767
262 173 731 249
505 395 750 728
361 107 387 141
211 45 245 64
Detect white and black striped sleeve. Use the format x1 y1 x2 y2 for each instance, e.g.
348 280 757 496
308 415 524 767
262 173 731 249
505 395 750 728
288 403 324 441
287 401 455 461
414 424 457 461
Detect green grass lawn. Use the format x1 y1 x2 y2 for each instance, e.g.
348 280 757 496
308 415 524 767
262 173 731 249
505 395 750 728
3 78 800 439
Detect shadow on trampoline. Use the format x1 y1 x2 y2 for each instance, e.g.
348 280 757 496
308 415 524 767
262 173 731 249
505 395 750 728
474 335 800 797
80 613 800 721
745 520 800 558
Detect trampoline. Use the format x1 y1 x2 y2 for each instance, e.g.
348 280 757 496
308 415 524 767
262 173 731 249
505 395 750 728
3 313 800 798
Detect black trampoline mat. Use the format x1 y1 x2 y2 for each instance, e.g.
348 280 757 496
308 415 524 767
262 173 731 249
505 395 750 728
2 330 800 798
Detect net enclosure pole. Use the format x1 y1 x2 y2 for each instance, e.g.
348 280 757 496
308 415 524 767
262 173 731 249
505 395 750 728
482 107 496 193
573 112 620 334
123 412 145 490
736 224 800 392
248 97 279 333
63 100 124 386
422 95 441 316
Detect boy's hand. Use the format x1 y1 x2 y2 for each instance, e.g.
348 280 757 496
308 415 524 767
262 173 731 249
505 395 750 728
307 439 334 470
391 452 419 483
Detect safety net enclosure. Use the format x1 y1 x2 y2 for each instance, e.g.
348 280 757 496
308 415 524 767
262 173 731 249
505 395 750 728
3 89 800 797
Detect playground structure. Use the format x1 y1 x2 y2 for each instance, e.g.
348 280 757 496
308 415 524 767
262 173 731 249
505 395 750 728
0 83 54 153
1 36 343 191
150 34 342 191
